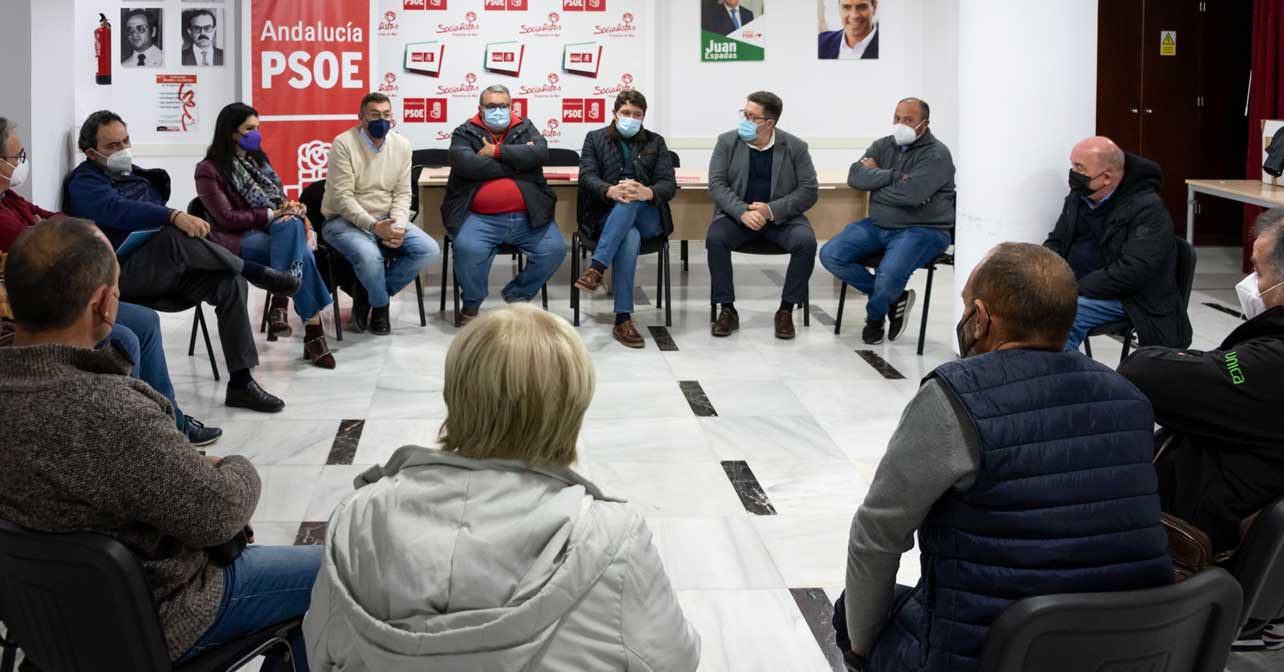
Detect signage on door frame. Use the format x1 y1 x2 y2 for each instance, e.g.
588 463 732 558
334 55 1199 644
1160 31 1176 56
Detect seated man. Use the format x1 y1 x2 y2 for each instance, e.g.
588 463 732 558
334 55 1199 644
707 90 819 340
0 216 321 669
832 243 1172 672
820 97 954 345
65 110 290 412
443 84 565 326
1043 136 1191 351
0 115 219 444
1119 207 1284 557
321 92 438 335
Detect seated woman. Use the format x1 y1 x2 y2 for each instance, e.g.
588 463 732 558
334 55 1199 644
573 90 677 349
303 304 701 671
196 103 335 369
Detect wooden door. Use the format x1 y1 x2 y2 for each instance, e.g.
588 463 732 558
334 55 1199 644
1096 0 1145 153
1194 1 1252 246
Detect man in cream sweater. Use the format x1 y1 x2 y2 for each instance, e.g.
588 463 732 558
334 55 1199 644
321 92 439 335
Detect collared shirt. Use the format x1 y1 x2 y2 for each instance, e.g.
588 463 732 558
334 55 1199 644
358 126 386 154
721 2 744 30
746 131 776 152
125 45 163 67
1082 184 1118 210
196 47 214 66
838 24 878 60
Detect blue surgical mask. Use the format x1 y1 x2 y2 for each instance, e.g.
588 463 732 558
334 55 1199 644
366 118 392 140
738 119 759 142
484 107 511 132
616 116 641 139
237 129 262 152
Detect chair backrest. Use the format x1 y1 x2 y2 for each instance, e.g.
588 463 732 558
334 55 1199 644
669 150 681 168
1227 496 1284 626
0 519 172 671
412 148 449 168
186 196 206 219
978 567 1242 672
299 179 327 232
547 148 580 167
1175 237 1197 309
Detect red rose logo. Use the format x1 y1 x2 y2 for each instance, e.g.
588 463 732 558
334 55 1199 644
548 72 560 85
547 118 560 130
621 73 633 85
549 12 560 23
622 12 634 24
466 11 478 22
385 72 397 84
385 11 397 23
465 72 478 84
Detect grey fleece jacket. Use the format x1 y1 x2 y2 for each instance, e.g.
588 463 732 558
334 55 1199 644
0 343 262 659
847 131 956 229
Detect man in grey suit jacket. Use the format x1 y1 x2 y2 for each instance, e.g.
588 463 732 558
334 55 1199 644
707 91 819 340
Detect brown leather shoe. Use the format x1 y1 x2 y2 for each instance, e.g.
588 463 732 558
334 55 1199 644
711 306 739 337
613 320 645 349
575 267 604 293
303 334 336 369
774 308 796 340
266 307 292 341
459 307 479 327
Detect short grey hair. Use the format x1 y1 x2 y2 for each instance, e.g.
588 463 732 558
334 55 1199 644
1253 207 1284 278
480 85 510 104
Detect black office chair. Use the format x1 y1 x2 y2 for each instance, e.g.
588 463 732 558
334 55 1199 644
570 225 671 328
0 519 301 672
546 148 580 167
1085 238 1196 360
186 197 281 342
833 230 954 356
1226 496 1284 637
978 567 1243 672
300 180 427 334
711 239 810 327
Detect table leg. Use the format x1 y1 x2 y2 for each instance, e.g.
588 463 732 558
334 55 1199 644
1186 185 1196 243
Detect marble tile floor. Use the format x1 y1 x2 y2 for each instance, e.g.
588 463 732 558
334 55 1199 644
8 244 1278 671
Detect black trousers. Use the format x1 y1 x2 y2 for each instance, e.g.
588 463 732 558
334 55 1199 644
705 216 817 305
118 226 259 373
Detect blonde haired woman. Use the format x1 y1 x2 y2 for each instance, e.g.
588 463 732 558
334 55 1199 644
303 304 700 671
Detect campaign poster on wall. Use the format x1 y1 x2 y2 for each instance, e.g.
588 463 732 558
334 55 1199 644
817 0 880 60
155 74 199 132
700 0 764 62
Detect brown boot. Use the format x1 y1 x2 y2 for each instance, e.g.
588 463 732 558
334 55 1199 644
459 307 479 327
613 319 645 349
303 326 336 369
575 267 604 293
711 306 739 337
774 308 796 340
266 296 292 341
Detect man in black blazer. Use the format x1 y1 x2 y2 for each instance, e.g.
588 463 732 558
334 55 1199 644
182 9 224 66
819 0 880 59
702 0 755 36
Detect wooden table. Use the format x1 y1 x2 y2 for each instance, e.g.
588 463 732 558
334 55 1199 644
417 167 868 242
1186 179 1284 242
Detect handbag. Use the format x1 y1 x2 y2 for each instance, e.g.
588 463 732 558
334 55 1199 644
1161 512 1216 582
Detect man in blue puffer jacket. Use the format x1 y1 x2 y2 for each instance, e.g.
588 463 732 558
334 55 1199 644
832 242 1173 672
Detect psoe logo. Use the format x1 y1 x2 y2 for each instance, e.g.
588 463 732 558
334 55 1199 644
542 118 563 142
519 12 562 36
405 0 449 9
403 97 448 124
437 72 481 98
379 72 400 94
519 72 562 98
438 11 481 35
564 0 606 11
593 72 635 97
594 11 636 37
378 11 399 34
562 97 606 124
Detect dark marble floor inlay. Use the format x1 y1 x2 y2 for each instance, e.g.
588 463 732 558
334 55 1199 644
326 419 365 466
294 521 328 545
720 460 776 515
648 326 679 351
809 305 837 327
762 269 787 286
791 588 846 672
855 350 906 380
632 286 652 307
679 380 718 417
1204 302 1245 319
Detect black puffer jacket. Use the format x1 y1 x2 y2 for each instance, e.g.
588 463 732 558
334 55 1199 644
1044 153 1192 348
576 125 676 239
442 115 556 236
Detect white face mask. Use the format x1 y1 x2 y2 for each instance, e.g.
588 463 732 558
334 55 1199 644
892 120 924 146
2 158 28 189
96 148 133 175
1236 272 1284 320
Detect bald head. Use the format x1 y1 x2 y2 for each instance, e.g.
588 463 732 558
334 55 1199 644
6 216 118 332
1068 136 1125 202
962 242 1078 351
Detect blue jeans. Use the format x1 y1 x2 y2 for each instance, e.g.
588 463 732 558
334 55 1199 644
1064 296 1128 352
321 218 439 308
591 202 664 314
241 217 332 321
819 219 951 322
453 212 566 310
175 544 324 671
107 302 185 432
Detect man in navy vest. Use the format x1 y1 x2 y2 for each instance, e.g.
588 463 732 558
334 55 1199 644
832 242 1173 672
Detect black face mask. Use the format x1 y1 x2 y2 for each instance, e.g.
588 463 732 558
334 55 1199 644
955 305 986 358
1068 169 1105 197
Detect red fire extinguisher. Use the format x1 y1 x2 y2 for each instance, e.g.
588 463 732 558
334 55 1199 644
95 13 111 85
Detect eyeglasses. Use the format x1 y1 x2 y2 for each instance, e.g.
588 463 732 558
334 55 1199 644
188 25 216 35
738 110 771 124
481 103 511 111
126 25 152 34
1 149 26 165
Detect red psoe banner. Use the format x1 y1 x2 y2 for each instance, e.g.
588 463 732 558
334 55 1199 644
251 0 372 117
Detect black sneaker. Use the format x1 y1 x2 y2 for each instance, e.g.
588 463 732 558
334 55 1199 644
370 306 391 335
862 319 885 345
887 290 916 342
183 415 222 447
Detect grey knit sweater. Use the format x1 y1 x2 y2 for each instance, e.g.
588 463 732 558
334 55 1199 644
0 343 262 659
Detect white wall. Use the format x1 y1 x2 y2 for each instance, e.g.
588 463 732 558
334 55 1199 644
0 1 33 202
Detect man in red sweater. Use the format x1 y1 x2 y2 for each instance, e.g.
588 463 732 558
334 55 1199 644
0 117 220 445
